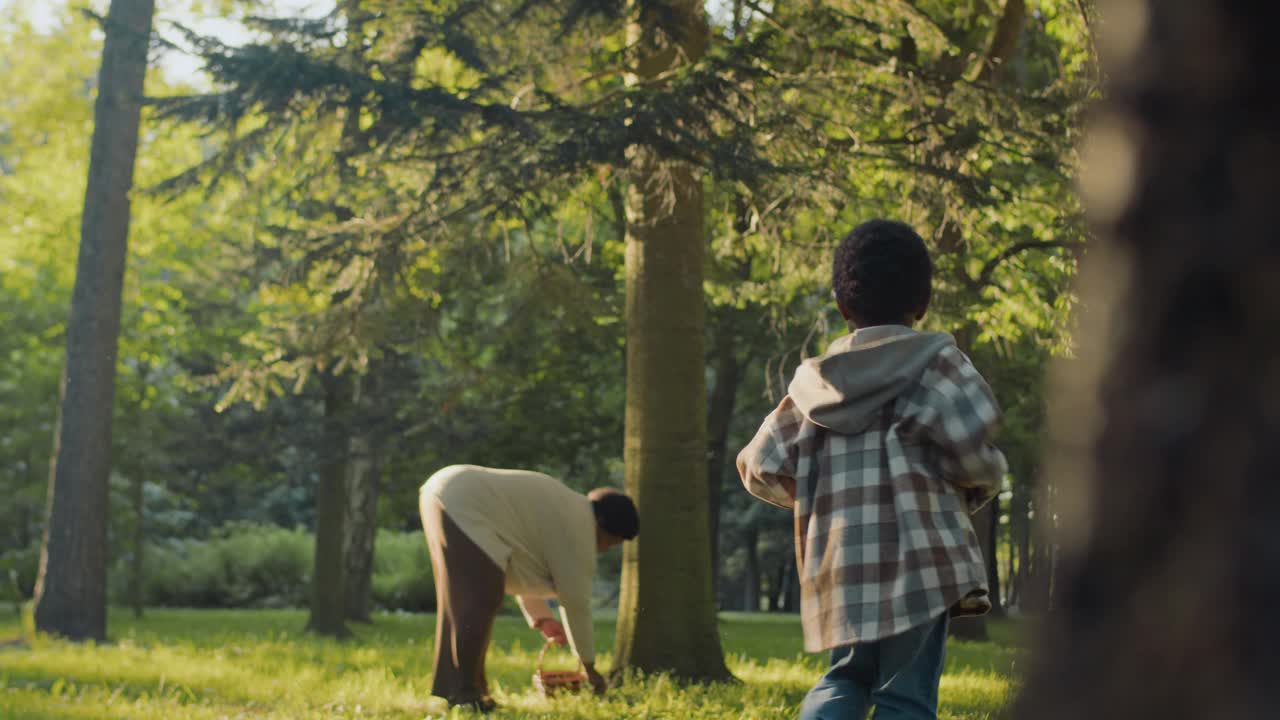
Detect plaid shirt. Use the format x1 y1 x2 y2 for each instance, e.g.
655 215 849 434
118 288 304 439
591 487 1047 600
738 328 1005 651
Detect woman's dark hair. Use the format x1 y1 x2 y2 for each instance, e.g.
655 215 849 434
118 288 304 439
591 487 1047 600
832 219 933 327
587 488 639 540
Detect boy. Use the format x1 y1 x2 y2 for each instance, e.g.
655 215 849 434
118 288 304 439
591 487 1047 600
738 219 1005 719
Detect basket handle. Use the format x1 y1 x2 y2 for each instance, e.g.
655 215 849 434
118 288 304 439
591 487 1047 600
537 638 583 673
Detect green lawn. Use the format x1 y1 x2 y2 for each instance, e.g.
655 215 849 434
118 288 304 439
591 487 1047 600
0 609 1020 719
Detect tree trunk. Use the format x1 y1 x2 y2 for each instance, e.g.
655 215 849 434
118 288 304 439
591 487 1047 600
1009 478 1031 610
307 372 352 638
766 560 785 612
978 0 1027 82
32 0 155 642
611 0 729 681
780 557 800 613
951 498 996 641
344 376 380 623
130 472 144 619
743 526 760 612
986 494 1004 616
951 326 999 640
1023 480 1054 613
705 313 743 608
343 447 379 622
1017 2 1280 717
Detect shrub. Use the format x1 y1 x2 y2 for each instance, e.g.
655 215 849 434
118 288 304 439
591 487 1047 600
370 529 435 612
0 542 39 605
105 524 436 612
112 523 313 609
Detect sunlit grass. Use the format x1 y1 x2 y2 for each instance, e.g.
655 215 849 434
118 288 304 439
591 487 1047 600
0 608 1021 719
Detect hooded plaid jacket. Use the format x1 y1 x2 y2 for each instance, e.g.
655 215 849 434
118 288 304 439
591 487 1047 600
738 326 1006 651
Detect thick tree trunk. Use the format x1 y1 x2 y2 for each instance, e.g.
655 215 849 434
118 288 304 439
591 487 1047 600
307 372 352 638
1017 3 1280 718
32 0 155 642
705 314 743 608
612 0 729 681
343 374 380 623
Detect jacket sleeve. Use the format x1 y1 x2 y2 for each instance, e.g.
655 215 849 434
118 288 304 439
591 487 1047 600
516 595 556 627
737 396 805 510
923 347 1007 511
546 530 596 664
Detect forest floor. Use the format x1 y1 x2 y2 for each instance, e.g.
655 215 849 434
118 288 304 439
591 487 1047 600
0 608 1021 719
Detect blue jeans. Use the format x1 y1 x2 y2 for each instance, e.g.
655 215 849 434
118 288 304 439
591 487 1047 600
797 613 949 720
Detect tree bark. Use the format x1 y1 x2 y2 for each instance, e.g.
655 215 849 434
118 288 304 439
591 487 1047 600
344 376 380 623
986 494 1004 616
130 471 144 619
705 313 743 608
1023 480 1054 613
951 498 996 641
306 372 352 638
978 0 1027 82
743 526 760 612
612 0 729 682
780 557 800 613
766 560 784 612
1009 477 1031 610
949 329 1000 640
32 0 155 642
1017 2 1280 717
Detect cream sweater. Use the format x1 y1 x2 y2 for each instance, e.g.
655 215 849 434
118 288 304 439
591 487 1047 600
421 465 598 663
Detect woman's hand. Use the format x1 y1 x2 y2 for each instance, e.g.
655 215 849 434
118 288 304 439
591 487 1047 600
583 663 608 695
535 618 568 646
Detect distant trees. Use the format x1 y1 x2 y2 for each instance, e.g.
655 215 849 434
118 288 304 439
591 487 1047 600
2 0 1094 650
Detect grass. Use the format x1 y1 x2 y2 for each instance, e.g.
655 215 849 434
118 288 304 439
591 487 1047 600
0 608 1022 719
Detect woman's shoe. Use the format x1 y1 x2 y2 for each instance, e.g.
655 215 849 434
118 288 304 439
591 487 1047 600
448 696 499 714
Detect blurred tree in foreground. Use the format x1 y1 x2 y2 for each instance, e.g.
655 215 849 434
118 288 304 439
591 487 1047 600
1019 1 1280 718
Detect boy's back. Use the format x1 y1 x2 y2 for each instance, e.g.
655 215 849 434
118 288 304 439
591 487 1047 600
737 219 1006 719
738 325 1004 651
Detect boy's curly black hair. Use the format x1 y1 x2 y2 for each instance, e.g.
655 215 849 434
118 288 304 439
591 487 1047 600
832 219 933 327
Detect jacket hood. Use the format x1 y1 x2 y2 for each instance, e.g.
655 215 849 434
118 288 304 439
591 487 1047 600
788 326 955 433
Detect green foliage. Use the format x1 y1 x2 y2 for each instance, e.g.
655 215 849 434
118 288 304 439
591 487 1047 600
116 523 314 609
100 525 438 612
0 0 1091 621
0 544 39 605
369 529 435 613
155 0 1094 381
0 2 270 551
0 609 1022 719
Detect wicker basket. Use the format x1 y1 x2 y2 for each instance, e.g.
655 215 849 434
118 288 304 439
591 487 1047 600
532 639 587 697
